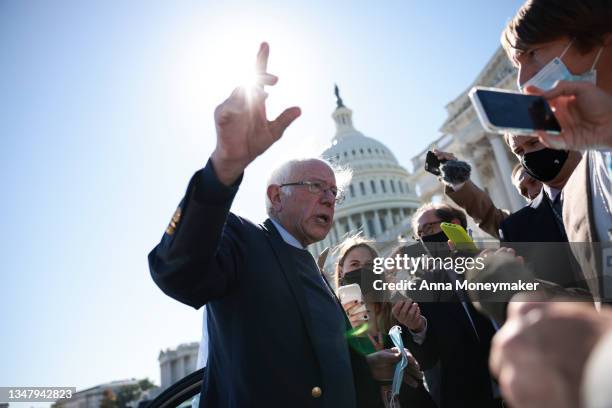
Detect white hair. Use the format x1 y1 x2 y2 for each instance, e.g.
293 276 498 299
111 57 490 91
265 158 352 217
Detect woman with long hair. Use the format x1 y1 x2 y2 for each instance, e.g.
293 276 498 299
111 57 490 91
334 235 437 408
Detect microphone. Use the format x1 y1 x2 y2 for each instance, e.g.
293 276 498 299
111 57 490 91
440 160 471 185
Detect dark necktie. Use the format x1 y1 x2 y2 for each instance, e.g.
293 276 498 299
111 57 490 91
548 192 567 240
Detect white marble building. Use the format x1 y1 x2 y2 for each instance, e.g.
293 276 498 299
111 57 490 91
52 379 147 408
311 87 421 265
410 47 527 239
158 342 199 390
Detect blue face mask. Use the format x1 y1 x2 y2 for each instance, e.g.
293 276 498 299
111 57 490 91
519 41 603 92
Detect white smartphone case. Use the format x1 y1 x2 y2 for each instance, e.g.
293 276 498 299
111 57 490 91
336 283 367 314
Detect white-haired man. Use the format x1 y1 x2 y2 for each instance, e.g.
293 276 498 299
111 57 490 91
148 43 417 408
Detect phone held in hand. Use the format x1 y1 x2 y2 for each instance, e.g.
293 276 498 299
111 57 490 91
469 86 561 136
424 151 446 176
440 222 479 252
337 283 367 314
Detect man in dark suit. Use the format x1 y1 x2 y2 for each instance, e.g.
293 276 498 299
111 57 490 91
397 203 502 408
148 43 412 408
405 281 499 408
499 134 595 293
498 0 612 303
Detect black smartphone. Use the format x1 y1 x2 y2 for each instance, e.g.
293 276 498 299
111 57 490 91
424 151 446 176
469 86 561 135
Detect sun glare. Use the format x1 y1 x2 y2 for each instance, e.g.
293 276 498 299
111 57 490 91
165 13 324 149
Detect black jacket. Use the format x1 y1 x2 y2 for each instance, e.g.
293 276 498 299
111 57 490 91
404 270 498 408
499 190 589 291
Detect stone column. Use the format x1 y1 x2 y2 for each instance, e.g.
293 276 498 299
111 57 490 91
160 360 170 390
374 210 387 235
487 133 525 211
347 215 356 234
368 212 379 237
175 356 185 382
386 209 394 230
461 146 485 188
360 213 366 236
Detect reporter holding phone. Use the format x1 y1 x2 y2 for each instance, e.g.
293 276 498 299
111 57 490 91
334 237 436 408
398 203 502 408
490 1 612 406
499 0 612 302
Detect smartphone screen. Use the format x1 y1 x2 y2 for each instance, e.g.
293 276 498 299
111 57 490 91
475 89 561 132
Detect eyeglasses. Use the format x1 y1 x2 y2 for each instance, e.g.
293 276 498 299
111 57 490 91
416 220 443 238
279 180 345 204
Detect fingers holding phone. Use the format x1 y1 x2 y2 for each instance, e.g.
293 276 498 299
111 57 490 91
342 300 369 328
338 284 369 328
432 149 457 162
392 299 425 333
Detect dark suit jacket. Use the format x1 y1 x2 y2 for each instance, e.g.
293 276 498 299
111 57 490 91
404 270 497 408
498 189 589 291
148 161 381 408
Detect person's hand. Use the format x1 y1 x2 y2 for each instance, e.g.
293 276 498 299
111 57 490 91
366 348 424 387
489 300 612 408
432 149 457 161
342 300 368 328
392 299 425 333
525 81 612 150
480 247 524 265
211 42 301 185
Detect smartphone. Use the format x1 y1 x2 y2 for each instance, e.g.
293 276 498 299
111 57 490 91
469 86 561 136
337 284 367 314
425 151 446 176
440 222 479 252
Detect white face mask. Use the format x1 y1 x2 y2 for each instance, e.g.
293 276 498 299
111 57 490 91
519 40 604 92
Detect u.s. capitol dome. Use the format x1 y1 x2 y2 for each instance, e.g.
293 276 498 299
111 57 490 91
310 86 420 257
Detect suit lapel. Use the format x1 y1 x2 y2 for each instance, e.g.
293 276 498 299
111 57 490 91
261 219 320 339
563 153 601 299
320 270 353 330
563 153 596 242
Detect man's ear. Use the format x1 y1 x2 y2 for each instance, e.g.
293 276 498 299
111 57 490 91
267 184 283 212
451 218 461 226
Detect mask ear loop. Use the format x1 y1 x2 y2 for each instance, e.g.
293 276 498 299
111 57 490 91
590 47 604 70
560 39 604 71
559 40 574 60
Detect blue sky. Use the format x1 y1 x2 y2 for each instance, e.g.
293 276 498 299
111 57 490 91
1 0 524 394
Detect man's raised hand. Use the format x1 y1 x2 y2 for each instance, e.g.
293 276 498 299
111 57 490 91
211 42 301 185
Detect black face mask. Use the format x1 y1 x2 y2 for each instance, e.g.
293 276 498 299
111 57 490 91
339 268 364 287
420 231 448 243
420 231 450 258
520 148 569 182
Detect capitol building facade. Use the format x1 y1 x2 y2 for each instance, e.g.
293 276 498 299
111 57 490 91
409 47 526 238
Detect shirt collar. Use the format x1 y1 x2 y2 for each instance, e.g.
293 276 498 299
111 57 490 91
270 218 306 249
543 184 562 202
